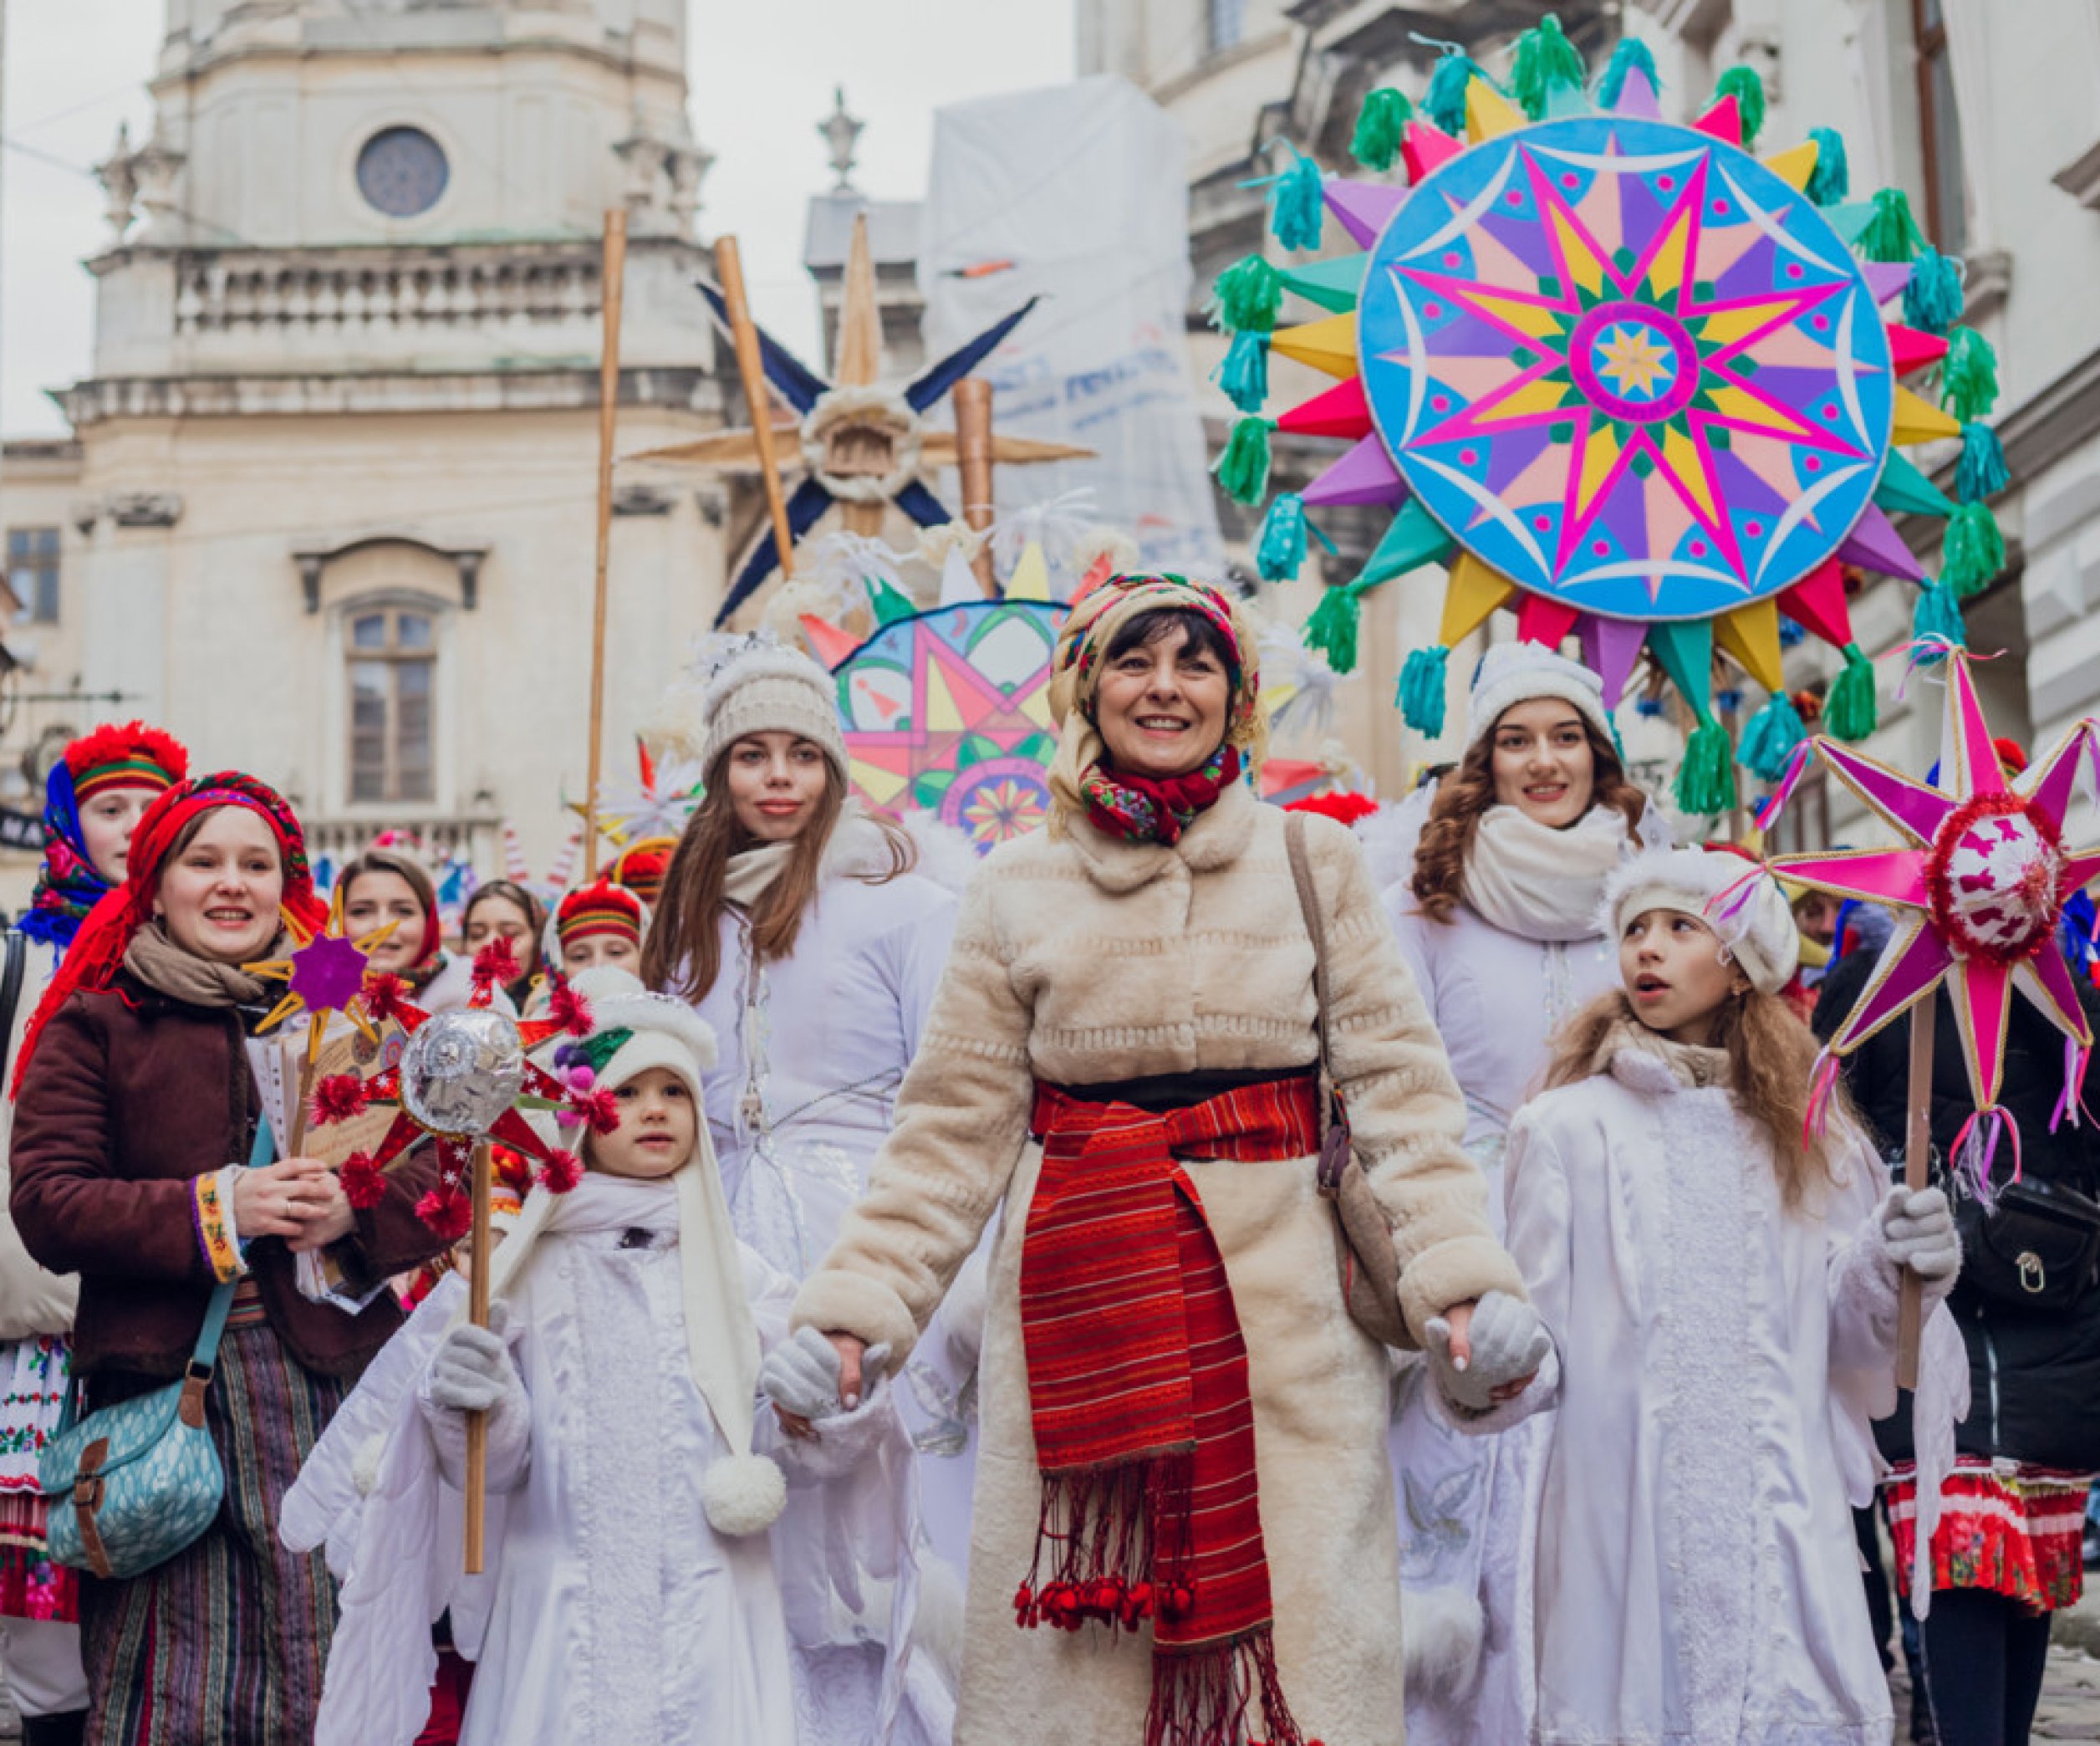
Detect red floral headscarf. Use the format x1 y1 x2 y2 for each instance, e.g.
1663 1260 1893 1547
12 772 326 1095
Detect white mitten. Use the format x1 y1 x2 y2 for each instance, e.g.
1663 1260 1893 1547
426 1305 522 1416
761 1327 892 1422
1424 1290 1551 1416
1875 1186 1960 1304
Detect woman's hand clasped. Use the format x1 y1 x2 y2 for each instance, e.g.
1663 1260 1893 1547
232 1157 357 1251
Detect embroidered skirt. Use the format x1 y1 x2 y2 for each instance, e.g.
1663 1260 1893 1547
81 1310 349 1746
1884 1457 2092 1612
0 1334 78 1623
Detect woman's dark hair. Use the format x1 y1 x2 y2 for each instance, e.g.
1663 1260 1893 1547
1100 608 1241 693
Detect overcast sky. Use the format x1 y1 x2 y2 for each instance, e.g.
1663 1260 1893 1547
0 0 1077 436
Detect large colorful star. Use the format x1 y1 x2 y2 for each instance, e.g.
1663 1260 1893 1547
1771 653 2100 1111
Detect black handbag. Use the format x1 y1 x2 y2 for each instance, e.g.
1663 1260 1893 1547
1953 1176 2100 1312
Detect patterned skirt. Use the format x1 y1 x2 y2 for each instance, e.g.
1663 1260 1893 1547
0 1334 79 1624
1884 1456 2093 1612
81 1307 349 1746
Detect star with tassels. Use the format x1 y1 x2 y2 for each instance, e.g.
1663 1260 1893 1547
307 941 609 1241
1769 651 2100 1135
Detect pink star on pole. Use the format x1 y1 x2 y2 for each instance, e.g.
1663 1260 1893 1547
1771 652 2100 1109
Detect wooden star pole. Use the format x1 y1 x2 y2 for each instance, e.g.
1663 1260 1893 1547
465 1135 493 1573
714 234 799 586
953 376 999 598
584 207 629 882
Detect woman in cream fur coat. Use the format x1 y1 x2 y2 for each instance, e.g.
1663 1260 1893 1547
789 574 1545 1746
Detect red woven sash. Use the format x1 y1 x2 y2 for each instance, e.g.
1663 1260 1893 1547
1019 1078 1323 1746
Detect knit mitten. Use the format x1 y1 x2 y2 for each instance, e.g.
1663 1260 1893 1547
1424 1289 1551 1416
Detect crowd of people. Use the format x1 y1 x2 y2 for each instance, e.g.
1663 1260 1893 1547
0 569 2080 1745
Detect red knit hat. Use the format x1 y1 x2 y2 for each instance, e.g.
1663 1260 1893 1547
607 837 676 908
556 880 644 949
64 721 188 803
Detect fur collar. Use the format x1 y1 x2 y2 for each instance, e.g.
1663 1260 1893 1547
1589 1012 1732 1096
1060 774 1262 893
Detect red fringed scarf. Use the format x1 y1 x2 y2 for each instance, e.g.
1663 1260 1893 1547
1021 1079 1323 1746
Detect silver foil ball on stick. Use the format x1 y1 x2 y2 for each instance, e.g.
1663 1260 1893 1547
398 1007 526 1140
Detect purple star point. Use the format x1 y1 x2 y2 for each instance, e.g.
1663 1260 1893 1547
288 933 371 1013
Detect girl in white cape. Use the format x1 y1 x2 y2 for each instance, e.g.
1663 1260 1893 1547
1497 846 1967 1745
283 968 951 1746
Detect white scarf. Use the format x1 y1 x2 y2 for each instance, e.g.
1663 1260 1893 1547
1461 803 1637 942
721 798 895 911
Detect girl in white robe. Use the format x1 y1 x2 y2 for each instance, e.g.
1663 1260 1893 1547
1498 847 1968 1746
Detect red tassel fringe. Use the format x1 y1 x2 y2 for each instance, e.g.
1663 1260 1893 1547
1143 1629 1318 1746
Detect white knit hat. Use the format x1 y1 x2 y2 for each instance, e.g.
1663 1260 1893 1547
696 639 849 779
562 966 717 1099
1603 845 1801 995
1465 642 1613 751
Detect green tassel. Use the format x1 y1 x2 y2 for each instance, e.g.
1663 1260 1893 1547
1955 422 2008 503
1737 689 1807 784
1674 718 1739 817
1304 580 1369 675
1939 325 2000 422
1823 643 1878 743
1596 37 1659 109
1206 255 1285 334
1903 247 1965 334
1212 416 1274 507
1911 580 1966 660
1713 64 1767 146
1256 493 1310 582
1511 16 1588 120
1350 88 1412 171
1398 645 1450 736
1942 500 2006 597
1215 329 1270 414
1424 49 1486 135
1806 126 1850 205
1859 187 1925 263
1269 146 1325 252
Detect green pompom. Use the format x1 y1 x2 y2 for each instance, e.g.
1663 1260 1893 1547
1206 255 1285 334
1674 719 1739 817
1903 247 1965 334
1713 64 1767 146
1955 422 2008 504
1350 87 1412 171
1398 645 1450 736
1256 493 1310 583
1911 581 1966 661
1211 416 1274 507
1304 580 1369 675
1511 15 1587 120
1942 500 2006 597
1424 49 1487 136
1823 643 1878 743
1860 188 1925 263
1214 329 1270 414
1806 126 1850 205
1270 146 1325 252
1939 325 2001 423
1596 37 1660 110
1736 689 1807 783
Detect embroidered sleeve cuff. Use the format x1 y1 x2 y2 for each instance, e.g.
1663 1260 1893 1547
192 1166 249 1284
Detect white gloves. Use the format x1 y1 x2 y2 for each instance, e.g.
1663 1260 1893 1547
1874 1186 1960 1302
1424 1289 1552 1416
760 1326 892 1422
426 1304 525 1417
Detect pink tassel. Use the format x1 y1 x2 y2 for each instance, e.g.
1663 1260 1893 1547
1951 1104 2022 1208
1803 1048 1843 1146
1753 740 1815 833
2052 1039 2092 1134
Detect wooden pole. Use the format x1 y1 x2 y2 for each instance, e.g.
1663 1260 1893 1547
583 207 629 883
952 376 998 596
715 236 798 590
464 1137 493 1574
1897 998 1938 1391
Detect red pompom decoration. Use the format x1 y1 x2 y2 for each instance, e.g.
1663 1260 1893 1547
548 979 593 1039
538 1148 584 1194
361 973 410 1025
415 1185 472 1243
579 1087 621 1137
339 1151 387 1210
471 937 520 993
309 1072 370 1127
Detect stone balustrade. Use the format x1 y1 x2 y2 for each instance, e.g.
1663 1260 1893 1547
174 243 604 336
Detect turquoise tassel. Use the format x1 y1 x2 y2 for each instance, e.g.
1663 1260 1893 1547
1256 493 1310 582
1211 416 1274 507
1912 581 1966 660
1955 423 2009 503
1674 719 1739 817
1904 248 1965 334
1807 127 1850 205
1215 329 1270 414
1398 646 1450 736
1737 689 1807 783
1596 37 1659 110
1942 501 2006 597
1424 49 1486 135
1270 147 1325 252
1713 65 1767 146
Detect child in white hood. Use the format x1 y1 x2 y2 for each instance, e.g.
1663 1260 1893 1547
285 967 948 1746
1499 846 1967 1746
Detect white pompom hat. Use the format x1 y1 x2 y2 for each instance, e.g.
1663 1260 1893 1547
1603 845 1801 995
697 639 849 781
1465 642 1614 752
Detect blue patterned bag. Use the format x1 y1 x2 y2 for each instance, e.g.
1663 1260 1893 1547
39 1117 269 1578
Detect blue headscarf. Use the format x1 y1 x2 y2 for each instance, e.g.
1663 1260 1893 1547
19 762 110 956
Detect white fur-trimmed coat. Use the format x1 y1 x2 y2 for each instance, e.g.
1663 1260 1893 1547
793 779 1526 1746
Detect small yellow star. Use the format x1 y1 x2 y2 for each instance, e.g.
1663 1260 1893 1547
1595 323 1674 399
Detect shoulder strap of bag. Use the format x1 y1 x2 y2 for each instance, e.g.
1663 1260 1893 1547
0 931 27 1064
1283 814 1343 1131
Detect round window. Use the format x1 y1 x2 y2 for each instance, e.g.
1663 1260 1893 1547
356 126 449 218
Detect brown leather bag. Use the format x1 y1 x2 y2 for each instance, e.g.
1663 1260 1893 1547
1283 813 1417 1351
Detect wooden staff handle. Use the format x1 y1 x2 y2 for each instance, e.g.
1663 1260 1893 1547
953 376 998 597
464 1138 493 1574
584 207 629 883
1897 998 1937 1391
715 236 797 586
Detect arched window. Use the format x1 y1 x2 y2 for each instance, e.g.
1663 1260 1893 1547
348 604 435 802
